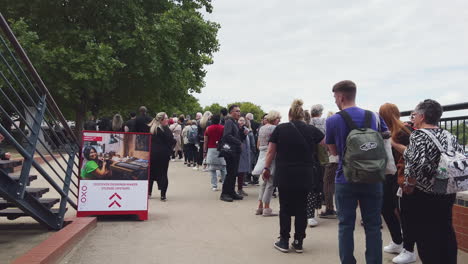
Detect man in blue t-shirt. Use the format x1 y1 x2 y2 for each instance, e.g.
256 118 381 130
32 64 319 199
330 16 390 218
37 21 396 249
326 80 387 264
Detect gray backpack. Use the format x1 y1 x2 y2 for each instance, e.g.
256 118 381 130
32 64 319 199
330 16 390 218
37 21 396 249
338 110 387 183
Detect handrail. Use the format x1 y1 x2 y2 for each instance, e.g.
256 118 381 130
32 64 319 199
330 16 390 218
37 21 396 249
0 12 80 228
0 13 78 143
400 102 468 117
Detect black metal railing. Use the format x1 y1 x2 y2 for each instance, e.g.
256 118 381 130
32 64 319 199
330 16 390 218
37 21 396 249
401 102 468 151
0 13 80 230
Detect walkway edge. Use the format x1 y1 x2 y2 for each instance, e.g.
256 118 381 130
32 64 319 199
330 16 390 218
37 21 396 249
12 217 97 264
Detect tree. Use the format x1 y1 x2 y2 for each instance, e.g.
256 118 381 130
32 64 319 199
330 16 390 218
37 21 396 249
447 124 468 146
228 102 265 122
203 103 224 115
2 0 220 137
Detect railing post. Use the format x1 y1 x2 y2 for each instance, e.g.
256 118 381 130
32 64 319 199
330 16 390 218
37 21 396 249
57 150 76 228
17 95 47 199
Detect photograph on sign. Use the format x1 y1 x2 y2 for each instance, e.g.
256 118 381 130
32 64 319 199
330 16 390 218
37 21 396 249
81 133 149 180
77 132 150 219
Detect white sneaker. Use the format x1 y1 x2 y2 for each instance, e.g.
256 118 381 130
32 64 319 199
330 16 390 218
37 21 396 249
212 187 218 191
384 241 403 254
193 167 199 171
171 159 175 162
307 218 318 227
392 249 417 264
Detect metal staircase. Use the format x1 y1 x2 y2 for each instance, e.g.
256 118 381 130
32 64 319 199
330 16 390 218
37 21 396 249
0 13 80 230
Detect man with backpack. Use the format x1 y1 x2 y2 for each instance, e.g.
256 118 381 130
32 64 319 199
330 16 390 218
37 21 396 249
326 80 388 264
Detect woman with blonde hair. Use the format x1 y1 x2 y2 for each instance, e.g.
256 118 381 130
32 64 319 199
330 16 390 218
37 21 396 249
236 116 253 197
379 103 416 264
170 116 183 161
195 111 212 170
112 114 124 132
263 99 324 253
303 110 311 125
253 110 281 216
148 112 176 201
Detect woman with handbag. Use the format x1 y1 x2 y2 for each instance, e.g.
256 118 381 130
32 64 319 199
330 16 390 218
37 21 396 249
236 116 253 197
203 114 226 191
379 103 416 264
263 99 324 253
252 110 281 216
392 99 464 264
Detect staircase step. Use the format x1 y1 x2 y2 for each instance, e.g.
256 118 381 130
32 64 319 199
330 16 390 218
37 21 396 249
26 187 49 198
0 207 64 220
9 174 38 185
0 160 22 169
0 198 60 210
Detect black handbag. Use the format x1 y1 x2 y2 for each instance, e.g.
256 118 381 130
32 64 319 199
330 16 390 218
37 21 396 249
289 122 323 191
217 137 236 158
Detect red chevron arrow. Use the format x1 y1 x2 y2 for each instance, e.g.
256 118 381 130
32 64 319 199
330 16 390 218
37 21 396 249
109 193 122 200
108 200 121 208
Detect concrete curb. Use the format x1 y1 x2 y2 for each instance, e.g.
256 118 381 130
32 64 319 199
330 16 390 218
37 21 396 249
12 217 96 264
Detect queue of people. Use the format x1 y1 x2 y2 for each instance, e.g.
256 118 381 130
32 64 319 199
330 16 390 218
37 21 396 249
79 79 466 263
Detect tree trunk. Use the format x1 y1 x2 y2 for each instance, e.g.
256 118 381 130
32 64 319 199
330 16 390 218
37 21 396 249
74 103 86 146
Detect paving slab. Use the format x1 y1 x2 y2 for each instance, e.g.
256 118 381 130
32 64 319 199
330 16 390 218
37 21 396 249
60 161 468 264
0 157 78 264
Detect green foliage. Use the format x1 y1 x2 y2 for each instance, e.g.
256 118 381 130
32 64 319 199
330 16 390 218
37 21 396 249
223 102 265 122
203 103 224 115
201 102 265 122
2 0 220 131
163 94 203 119
447 124 468 146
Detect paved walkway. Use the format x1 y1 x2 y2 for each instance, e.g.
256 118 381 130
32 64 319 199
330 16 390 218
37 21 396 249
60 161 467 264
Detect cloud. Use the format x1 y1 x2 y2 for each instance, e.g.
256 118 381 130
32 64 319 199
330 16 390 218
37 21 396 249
196 0 468 120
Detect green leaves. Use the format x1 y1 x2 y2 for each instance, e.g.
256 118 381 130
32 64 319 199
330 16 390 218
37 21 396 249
3 0 220 125
204 102 266 122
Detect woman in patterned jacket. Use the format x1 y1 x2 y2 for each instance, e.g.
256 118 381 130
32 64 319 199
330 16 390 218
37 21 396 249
392 99 464 264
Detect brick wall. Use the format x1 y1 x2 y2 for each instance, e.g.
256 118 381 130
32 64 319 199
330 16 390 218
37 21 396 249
454 192 468 253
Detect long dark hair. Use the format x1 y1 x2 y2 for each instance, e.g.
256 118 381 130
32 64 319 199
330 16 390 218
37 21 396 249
83 146 98 161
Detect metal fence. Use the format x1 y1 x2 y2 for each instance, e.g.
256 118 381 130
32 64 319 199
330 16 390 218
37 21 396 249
401 102 468 151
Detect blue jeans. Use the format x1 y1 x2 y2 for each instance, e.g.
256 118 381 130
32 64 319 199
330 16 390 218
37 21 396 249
335 183 383 264
210 168 226 188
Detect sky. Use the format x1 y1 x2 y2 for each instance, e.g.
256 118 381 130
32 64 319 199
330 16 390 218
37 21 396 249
195 0 468 120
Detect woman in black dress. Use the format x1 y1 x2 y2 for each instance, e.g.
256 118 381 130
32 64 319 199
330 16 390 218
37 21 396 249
148 112 176 201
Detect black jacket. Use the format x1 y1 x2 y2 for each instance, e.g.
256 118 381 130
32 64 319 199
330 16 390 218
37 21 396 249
222 116 242 148
135 114 152 133
150 126 176 160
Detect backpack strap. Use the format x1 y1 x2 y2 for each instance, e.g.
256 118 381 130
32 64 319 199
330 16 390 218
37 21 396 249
337 110 358 130
419 129 446 153
363 110 373 129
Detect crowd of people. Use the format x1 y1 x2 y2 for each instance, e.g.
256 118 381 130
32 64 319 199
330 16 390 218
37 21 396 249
82 80 465 264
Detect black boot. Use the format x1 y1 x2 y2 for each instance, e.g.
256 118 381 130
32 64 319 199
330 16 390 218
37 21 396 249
274 237 289 253
160 190 167 201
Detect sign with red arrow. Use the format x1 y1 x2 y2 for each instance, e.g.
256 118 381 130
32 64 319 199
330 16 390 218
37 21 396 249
108 200 122 208
109 193 122 200
77 131 151 221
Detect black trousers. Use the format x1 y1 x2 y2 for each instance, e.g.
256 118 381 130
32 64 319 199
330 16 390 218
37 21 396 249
399 193 416 252
382 173 403 244
221 154 240 196
149 156 170 196
412 188 457 264
279 188 308 240
196 142 204 165
171 150 182 159
183 144 196 163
